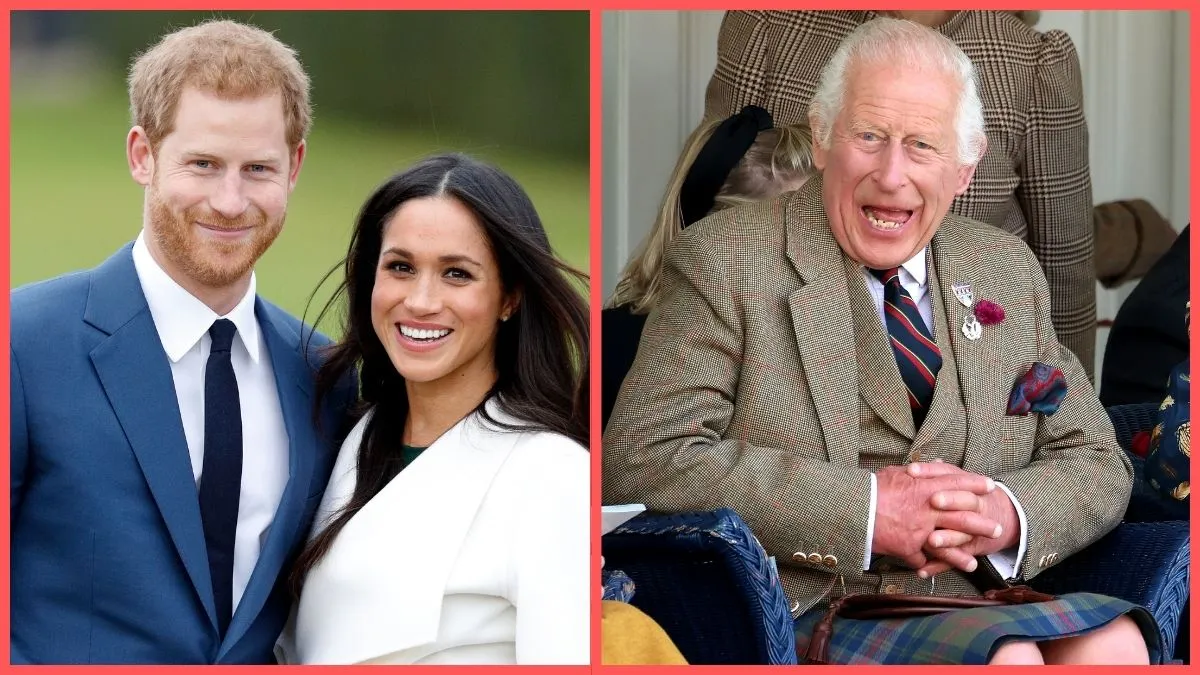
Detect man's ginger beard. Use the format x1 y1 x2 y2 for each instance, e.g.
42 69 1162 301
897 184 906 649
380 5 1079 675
146 172 283 289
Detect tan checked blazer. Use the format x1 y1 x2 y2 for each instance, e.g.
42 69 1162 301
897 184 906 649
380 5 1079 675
703 10 1097 381
601 175 1132 616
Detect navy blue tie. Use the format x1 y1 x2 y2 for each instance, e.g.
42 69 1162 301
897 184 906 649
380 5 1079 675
198 318 242 638
868 268 942 429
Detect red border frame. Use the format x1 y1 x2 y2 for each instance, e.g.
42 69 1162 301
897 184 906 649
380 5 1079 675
2 4 1197 674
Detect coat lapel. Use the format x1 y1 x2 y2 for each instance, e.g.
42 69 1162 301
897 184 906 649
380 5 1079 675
783 177 860 468
84 244 217 630
219 301 319 659
910 260 956 450
293 402 520 664
929 225 1003 476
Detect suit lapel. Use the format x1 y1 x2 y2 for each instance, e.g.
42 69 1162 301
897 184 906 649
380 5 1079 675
84 244 217 630
220 301 318 659
843 257 915 440
784 177 860 468
930 225 1002 476
910 260 955 450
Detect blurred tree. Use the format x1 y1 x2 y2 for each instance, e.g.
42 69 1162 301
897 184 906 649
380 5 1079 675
14 10 589 160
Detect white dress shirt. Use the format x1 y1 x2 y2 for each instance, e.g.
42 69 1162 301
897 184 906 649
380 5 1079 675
860 248 1028 579
132 232 290 610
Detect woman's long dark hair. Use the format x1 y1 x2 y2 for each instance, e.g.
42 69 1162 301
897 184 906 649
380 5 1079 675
291 153 589 592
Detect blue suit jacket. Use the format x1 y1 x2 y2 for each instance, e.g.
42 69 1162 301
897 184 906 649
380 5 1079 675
10 243 356 664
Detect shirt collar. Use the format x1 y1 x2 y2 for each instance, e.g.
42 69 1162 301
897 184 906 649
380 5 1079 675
132 231 261 364
898 247 928 287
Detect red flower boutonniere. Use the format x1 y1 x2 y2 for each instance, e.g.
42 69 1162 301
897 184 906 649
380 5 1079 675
974 299 1005 326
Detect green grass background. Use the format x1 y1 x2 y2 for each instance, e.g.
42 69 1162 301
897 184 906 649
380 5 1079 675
10 86 590 336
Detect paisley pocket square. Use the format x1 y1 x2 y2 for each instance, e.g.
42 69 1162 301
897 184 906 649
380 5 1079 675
1007 362 1067 416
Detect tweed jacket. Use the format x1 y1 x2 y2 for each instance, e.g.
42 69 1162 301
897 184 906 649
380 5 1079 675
703 10 1096 380
601 175 1132 617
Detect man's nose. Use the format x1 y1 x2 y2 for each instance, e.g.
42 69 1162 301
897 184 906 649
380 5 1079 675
873 142 909 192
209 173 250 219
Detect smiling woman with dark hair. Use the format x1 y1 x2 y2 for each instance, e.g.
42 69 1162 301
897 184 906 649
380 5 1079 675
276 153 590 665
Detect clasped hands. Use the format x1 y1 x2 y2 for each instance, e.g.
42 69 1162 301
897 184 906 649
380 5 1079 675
872 461 1020 578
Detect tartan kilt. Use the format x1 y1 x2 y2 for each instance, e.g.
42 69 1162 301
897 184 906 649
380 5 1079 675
793 592 1163 664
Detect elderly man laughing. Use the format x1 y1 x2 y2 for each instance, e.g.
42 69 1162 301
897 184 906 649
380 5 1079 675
602 17 1157 665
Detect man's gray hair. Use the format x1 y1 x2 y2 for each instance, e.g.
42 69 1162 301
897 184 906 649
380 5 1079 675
808 17 986 166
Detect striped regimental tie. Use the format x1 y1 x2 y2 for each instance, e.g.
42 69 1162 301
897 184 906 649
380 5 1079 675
869 267 943 429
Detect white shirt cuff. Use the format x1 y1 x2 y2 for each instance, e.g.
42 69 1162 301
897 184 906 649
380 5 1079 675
987 482 1028 580
864 473 877 571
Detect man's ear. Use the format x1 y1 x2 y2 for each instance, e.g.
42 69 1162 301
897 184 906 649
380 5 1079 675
127 126 154 187
955 136 987 196
808 113 828 171
287 139 307 192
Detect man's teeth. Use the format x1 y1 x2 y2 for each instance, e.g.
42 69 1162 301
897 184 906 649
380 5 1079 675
866 210 903 230
400 326 451 340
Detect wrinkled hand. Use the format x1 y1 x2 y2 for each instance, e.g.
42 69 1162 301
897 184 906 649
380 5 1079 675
873 464 1004 570
908 462 1020 577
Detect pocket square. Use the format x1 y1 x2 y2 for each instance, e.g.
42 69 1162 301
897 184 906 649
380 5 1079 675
1007 362 1067 416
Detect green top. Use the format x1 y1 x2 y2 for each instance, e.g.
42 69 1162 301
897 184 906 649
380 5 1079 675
401 444 427 468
